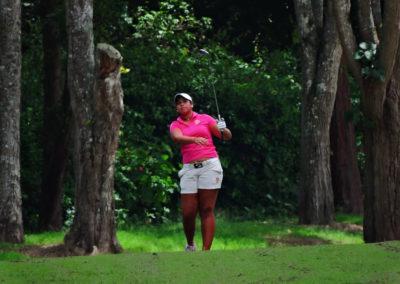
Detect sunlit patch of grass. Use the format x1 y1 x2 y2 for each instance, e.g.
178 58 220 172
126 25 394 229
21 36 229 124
117 222 185 252
286 225 363 244
213 218 363 249
24 231 65 246
117 217 364 252
1 214 364 255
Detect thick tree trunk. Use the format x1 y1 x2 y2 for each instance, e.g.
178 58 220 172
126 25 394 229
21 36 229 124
333 0 400 241
64 0 123 253
0 0 25 243
363 56 400 242
64 43 124 255
330 60 363 214
295 0 340 225
39 0 73 232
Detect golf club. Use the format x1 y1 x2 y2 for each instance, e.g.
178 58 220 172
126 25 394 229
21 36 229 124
199 48 225 141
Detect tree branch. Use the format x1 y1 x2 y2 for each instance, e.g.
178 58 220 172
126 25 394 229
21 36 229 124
332 0 363 90
356 0 378 43
371 0 383 39
378 0 400 84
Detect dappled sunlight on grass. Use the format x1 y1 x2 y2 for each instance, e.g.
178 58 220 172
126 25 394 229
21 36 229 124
286 225 363 245
118 217 363 252
214 219 363 249
1 215 364 254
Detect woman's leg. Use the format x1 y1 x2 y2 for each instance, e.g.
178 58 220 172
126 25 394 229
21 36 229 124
181 193 198 246
198 189 219 250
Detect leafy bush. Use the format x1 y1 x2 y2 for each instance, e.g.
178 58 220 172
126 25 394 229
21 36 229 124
114 107 180 225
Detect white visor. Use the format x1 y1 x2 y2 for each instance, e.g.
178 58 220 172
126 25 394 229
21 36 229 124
174 93 192 103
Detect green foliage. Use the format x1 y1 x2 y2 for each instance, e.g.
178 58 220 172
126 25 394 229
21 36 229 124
354 42 385 82
115 118 180 224
131 0 211 49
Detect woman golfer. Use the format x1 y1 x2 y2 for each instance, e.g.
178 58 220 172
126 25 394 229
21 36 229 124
170 93 232 251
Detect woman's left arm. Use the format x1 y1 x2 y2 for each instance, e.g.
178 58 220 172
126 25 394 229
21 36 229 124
210 122 232 141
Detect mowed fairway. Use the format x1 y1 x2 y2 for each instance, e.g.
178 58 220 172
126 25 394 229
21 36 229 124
0 241 399 283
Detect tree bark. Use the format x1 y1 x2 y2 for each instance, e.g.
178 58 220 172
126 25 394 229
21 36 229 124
355 0 378 43
64 43 124 255
64 0 123 254
333 0 400 241
363 46 400 242
39 0 73 232
295 0 341 225
0 0 25 243
330 59 363 214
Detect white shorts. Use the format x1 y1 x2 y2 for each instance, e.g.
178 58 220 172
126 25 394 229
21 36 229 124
178 158 223 194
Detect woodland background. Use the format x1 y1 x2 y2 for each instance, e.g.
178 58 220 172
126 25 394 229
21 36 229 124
5 0 388 251
19 0 308 232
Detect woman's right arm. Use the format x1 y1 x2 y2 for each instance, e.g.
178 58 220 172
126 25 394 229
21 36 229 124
170 128 208 145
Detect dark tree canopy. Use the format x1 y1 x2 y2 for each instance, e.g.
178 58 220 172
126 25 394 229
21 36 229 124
123 0 295 59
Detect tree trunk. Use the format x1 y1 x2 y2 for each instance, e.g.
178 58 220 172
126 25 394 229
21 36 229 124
333 0 400 242
295 0 340 225
363 0 400 243
0 0 25 243
330 59 363 214
39 0 73 232
64 43 124 255
363 52 400 242
64 0 123 254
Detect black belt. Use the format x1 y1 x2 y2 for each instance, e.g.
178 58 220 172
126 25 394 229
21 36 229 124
188 158 216 168
193 162 203 168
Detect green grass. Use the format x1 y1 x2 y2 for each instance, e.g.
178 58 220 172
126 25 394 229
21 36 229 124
3 214 397 283
24 231 66 246
1 215 364 256
334 212 363 225
117 218 363 253
0 242 399 283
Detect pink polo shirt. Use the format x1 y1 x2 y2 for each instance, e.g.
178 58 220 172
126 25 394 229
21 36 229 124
170 112 219 164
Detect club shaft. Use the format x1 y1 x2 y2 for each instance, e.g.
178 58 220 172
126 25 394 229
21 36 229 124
200 48 225 142
210 80 220 119
206 57 220 119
